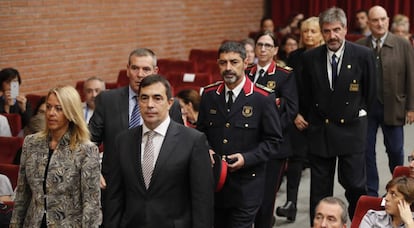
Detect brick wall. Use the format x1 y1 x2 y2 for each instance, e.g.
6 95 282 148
0 0 263 95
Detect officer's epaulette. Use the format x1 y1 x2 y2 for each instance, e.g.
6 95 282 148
276 62 293 73
255 83 274 93
203 81 223 92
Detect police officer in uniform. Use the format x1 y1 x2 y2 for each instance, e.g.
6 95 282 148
247 31 299 227
197 41 282 228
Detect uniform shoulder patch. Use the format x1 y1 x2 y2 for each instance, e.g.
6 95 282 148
203 81 223 92
255 83 274 93
276 63 293 73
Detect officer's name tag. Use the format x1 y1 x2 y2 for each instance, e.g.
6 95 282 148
209 109 217 114
349 83 359 92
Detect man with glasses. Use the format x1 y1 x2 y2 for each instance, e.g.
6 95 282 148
88 48 183 222
246 30 298 227
300 7 376 225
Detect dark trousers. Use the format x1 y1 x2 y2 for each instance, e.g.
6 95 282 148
309 153 366 226
214 205 260 228
366 100 404 196
254 158 286 228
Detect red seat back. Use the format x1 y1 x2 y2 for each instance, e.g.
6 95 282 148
351 195 383 228
117 69 129 87
2 113 22 137
0 163 19 189
0 136 23 164
26 94 44 112
393 165 410 178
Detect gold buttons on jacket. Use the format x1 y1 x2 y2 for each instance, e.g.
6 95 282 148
223 139 228 144
225 123 230 128
340 119 345 124
325 119 329 124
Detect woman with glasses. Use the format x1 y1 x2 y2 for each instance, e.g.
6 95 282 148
10 86 102 228
360 176 414 228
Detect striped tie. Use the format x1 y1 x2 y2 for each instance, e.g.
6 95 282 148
142 131 155 188
129 96 141 128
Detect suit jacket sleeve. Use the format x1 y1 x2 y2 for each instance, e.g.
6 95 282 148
88 92 105 145
362 47 377 112
190 133 214 227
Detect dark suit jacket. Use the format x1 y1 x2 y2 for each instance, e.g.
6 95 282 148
104 121 214 228
301 41 376 157
197 77 283 208
357 33 414 125
246 61 298 159
89 86 183 181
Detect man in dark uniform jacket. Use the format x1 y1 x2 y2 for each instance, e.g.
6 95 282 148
246 31 299 227
197 41 283 228
300 7 376 225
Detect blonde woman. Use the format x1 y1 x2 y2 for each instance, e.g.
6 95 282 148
10 86 102 227
276 16 325 222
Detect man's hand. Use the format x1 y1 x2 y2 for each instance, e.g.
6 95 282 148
15 95 27 112
406 111 414 124
294 113 309 131
209 149 215 167
100 174 107 189
227 153 244 172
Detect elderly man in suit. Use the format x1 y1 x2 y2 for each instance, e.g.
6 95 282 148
104 75 214 228
356 5 414 197
300 7 376 225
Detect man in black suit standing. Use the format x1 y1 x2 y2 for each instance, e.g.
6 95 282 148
197 41 282 228
88 48 183 219
300 7 376 225
104 75 214 228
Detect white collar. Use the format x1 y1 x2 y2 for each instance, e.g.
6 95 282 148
142 116 170 137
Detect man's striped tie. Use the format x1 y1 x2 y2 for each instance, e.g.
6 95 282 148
129 96 141 128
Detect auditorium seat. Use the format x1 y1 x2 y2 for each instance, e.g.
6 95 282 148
0 163 19 189
26 94 44 112
2 113 22 137
75 80 85 101
0 136 24 164
189 49 218 73
116 69 128 87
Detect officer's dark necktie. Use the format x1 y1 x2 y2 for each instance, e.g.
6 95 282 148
129 96 141 128
331 54 338 89
226 91 233 112
254 69 265 84
374 38 384 103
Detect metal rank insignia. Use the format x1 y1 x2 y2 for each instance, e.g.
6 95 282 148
266 81 276 89
242 106 253 117
349 80 359 92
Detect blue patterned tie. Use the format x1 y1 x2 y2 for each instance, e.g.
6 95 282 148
129 96 141 128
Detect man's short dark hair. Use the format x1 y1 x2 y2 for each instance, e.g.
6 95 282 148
139 74 172 99
218 41 246 60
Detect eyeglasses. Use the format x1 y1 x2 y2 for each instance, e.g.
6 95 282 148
408 155 414 162
256 42 274 50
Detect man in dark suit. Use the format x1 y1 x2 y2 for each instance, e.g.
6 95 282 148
88 48 183 215
104 75 214 228
300 7 376 225
356 5 414 197
197 41 283 228
245 30 299 226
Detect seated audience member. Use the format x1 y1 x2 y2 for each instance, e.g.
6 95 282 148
0 68 32 128
23 96 46 136
278 34 299 64
241 38 256 69
176 89 201 128
261 17 275 33
353 9 371 36
0 115 12 136
278 12 305 37
360 176 414 228
83 77 106 123
313 196 348 228
0 174 13 202
391 14 414 47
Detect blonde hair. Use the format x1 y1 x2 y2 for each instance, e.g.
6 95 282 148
41 86 90 150
299 16 324 48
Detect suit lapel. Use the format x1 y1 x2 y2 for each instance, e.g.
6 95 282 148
119 87 130 129
148 122 180 190
128 127 148 192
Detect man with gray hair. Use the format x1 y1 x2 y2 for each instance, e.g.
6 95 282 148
300 7 376 225
83 76 106 123
313 196 348 228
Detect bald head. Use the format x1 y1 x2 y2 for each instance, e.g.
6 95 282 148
368 5 389 38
